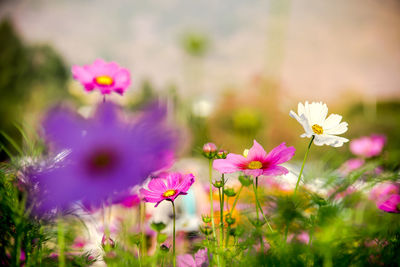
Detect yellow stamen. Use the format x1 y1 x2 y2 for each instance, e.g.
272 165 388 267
248 161 262 169
312 124 323 135
95 75 113 86
163 189 176 197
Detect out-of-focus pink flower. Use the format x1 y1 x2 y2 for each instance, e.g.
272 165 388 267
177 248 210 267
213 140 295 177
140 173 195 207
339 158 365 175
72 59 131 95
370 183 400 213
350 134 386 158
72 237 86 249
369 183 399 204
119 194 140 208
332 186 357 200
378 194 400 213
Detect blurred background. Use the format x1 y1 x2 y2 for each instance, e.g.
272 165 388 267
1 0 400 165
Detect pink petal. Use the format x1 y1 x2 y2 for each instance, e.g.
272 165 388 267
213 153 247 174
378 194 400 213
113 68 131 91
247 140 267 161
262 165 289 176
265 143 295 165
71 65 93 84
177 254 196 267
243 168 264 177
148 178 167 192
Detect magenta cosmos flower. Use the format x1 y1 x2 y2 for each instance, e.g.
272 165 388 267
72 59 131 95
140 172 195 207
213 140 295 177
177 248 209 267
29 102 175 213
350 134 386 158
378 194 400 213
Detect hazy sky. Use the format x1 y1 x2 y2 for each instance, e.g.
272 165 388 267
1 0 400 102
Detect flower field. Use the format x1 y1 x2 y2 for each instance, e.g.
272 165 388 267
1 2 400 266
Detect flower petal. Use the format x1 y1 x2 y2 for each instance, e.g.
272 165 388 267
148 178 167 192
247 140 267 160
213 153 247 174
265 142 295 165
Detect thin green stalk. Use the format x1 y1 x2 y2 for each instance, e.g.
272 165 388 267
229 185 243 214
253 177 273 232
293 136 314 196
139 202 147 259
208 159 220 267
208 159 217 241
220 175 225 247
171 201 176 267
57 219 65 267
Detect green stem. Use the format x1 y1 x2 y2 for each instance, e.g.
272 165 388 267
294 136 314 196
57 219 65 267
220 175 225 247
229 185 243 214
139 202 147 259
253 177 273 232
171 201 176 267
208 159 221 267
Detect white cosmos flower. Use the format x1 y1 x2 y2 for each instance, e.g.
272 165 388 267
290 101 349 147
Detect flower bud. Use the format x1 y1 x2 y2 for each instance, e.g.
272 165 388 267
150 221 167 232
238 175 252 187
160 244 170 252
225 214 236 225
216 150 228 159
200 226 213 236
213 180 224 188
202 215 212 224
101 234 115 249
202 142 217 159
224 188 236 197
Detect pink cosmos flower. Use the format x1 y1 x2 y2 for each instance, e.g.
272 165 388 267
339 158 365 175
213 140 295 177
350 134 386 158
71 59 131 95
369 183 399 204
177 248 209 267
378 194 400 213
140 173 195 207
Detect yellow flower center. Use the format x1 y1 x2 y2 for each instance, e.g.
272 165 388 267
95 75 114 86
163 189 176 197
248 161 262 169
312 124 323 135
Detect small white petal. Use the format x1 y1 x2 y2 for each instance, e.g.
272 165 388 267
324 122 348 135
323 114 342 130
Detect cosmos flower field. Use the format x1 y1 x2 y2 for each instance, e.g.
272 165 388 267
0 59 399 267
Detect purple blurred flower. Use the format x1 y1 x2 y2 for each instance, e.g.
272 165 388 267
370 183 400 213
30 102 175 213
140 172 195 207
213 140 295 177
72 59 131 95
177 248 210 267
350 134 386 158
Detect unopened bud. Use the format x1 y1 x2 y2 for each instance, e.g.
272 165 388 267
101 234 115 249
202 142 218 159
216 150 228 159
213 180 224 188
225 214 236 225
224 188 236 197
200 226 213 236
202 215 212 224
